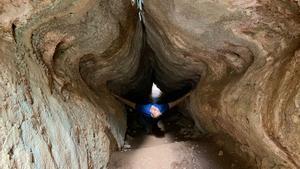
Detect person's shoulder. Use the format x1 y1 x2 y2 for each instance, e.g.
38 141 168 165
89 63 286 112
136 103 151 107
158 103 169 109
157 102 168 106
154 103 168 107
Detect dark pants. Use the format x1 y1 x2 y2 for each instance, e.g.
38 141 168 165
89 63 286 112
138 112 167 133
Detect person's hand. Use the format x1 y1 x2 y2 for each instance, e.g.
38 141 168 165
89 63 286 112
150 105 161 118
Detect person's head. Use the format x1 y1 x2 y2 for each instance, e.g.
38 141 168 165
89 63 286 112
150 105 161 118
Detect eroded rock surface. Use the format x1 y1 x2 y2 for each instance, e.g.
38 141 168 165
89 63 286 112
0 0 141 168
1 0 300 169
143 0 300 168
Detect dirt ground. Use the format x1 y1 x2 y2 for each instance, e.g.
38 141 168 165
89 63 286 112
108 110 250 169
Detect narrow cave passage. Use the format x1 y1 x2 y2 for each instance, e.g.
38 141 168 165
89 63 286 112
74 0 300 166
105 47 248 168
2 0 300 168
103 14 248 169
108 82 247 169
75 1 253 168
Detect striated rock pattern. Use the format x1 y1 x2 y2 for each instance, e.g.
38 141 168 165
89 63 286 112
1 0 300 169
0 0 142 168
143 0 300 168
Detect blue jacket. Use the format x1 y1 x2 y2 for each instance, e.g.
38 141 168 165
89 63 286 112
135 103 169 117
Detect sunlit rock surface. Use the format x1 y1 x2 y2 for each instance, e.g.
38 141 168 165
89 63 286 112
144 0 300 168
0 0 141 168
1 0 300 169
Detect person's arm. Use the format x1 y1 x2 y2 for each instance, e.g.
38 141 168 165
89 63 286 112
168 91 192 109
112 94 136 108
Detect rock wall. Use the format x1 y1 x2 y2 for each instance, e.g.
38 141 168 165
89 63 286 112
0 0 141 168
1 0 300 168
143 0 300 168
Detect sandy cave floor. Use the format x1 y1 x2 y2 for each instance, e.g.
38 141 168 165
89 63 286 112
108 110 249 169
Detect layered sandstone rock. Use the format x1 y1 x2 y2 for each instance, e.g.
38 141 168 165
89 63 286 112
143 0 300 168
1 0 300 169
0 0 141 168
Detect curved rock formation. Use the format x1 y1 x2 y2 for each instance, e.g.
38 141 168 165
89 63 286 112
143 0 300 168
1 0 300 169
0 0 140 168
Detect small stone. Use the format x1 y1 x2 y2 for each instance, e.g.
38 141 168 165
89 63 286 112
123 144 131 149
218 150 223 156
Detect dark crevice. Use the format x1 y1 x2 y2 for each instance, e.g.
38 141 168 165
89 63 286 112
8 146 14 160
11 23 17 43
107 24 200 103
78 6 201 104
107 40 199 104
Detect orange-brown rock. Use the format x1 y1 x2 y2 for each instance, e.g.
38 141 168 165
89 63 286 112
1 0 300 168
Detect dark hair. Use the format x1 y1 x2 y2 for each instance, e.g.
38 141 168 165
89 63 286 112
149 96 161 103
